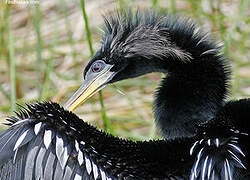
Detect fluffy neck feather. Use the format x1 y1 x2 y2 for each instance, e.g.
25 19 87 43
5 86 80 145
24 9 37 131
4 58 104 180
152 24 231 139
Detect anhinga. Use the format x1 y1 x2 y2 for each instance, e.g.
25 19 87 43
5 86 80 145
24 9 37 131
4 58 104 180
0 10 249 179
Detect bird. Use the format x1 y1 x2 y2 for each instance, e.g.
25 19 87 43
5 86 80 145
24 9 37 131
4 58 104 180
0 10 249 180
63 10 250 179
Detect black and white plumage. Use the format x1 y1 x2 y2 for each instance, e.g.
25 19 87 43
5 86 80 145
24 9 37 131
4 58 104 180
190 99 250 179
0 10 249 180
0 101 249 179
0 102 196 179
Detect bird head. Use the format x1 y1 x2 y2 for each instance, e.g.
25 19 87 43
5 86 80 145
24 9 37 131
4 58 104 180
64 10 192 111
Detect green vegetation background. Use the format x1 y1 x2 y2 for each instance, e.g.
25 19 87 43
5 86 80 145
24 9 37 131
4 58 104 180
0 0 249 140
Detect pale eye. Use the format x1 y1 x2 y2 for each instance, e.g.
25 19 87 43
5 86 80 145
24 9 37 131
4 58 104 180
91 60 104 73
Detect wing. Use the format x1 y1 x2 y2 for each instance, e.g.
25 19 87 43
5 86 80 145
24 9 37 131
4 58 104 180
0 102 195 180
190 99 250 180
0 103 117 180
190 131 248 180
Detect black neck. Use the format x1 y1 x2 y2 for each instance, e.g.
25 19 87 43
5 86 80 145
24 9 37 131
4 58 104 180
150 26 231 139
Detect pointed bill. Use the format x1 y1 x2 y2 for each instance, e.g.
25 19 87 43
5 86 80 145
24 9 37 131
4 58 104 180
64 64 116 111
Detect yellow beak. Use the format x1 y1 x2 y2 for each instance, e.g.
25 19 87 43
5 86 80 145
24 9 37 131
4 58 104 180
64 64 115 111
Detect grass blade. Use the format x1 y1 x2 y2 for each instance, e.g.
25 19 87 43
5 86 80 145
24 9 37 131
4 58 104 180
170 0 176 14
152 0 158 8
80 0 113 133
34 5 42 101
118 0 126 10
7 7 16 112
0 5 11 101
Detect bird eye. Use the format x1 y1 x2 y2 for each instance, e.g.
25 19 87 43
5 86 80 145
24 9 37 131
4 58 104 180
91 60 104 73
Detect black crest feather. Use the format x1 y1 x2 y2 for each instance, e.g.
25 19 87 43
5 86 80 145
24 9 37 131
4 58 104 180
101 10 223 63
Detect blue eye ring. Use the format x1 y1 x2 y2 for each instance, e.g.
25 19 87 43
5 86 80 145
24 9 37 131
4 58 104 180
91 60 105 73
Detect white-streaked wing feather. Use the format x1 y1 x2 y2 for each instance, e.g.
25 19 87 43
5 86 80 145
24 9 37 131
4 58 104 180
0 119 114 180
